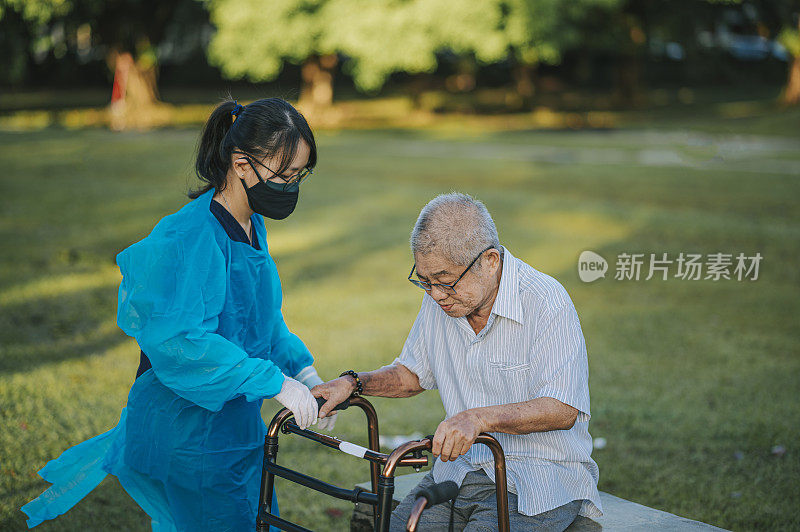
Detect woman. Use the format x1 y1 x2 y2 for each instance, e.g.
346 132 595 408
21 98 336 531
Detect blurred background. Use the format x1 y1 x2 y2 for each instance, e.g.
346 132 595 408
1 0 798 531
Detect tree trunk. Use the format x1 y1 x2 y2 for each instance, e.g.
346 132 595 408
300 54 337 112
780 17 800 107
512 63 538 110
575 48 592 86
613 14 646 108
613 53 642 107
445 57 477 94
408 74 434 109
783 55 800 106
108 49 160 131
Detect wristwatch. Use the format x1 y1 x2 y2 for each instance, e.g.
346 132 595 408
339 370 363 397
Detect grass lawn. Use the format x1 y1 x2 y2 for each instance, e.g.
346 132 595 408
1 113 798 530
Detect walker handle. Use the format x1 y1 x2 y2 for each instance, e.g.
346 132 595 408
315 396 351 412
416 481 459 507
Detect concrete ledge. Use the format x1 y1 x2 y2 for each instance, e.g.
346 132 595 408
566 492 727 531
351 472 728 531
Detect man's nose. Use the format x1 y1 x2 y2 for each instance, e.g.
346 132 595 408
429 285 449 301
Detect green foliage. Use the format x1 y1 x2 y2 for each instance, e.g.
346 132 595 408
0 0 75 84
206 0 331 81
0 0 205 88
207 0 493 90
0 0 73 25
502 0 622 66
778 25 800 57
327 0 508 91
205 0 623 92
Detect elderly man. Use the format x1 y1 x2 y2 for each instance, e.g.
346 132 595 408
312 193 602 531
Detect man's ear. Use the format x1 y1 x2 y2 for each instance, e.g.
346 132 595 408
486 248 501 271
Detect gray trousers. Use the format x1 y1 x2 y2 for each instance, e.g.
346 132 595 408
389 470 582 532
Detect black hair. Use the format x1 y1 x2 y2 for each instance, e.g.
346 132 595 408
189 97 317 199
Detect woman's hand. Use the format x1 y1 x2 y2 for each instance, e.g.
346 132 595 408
294 365 338 431
315 410 338 431
274 376 319 429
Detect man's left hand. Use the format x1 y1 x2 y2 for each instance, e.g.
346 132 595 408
431 410 484 462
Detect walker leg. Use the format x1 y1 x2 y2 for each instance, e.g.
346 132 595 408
257 434 279 532
375 475 395 532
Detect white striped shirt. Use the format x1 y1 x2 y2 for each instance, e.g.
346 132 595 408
393 247 603 518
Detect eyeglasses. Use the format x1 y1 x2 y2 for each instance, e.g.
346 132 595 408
408 246 495 295
232 150 313 191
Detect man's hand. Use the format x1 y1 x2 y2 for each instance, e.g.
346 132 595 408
431 410 484 462
311 376 356 418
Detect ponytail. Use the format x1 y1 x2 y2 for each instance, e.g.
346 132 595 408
189 99 238 199
189 96 317 200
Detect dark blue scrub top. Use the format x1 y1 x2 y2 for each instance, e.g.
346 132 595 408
135 198 260 379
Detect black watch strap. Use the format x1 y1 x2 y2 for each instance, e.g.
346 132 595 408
339 370 363 396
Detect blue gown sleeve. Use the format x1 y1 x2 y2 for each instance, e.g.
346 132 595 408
269 315 314 378
116 231 285 412
265 256 314 378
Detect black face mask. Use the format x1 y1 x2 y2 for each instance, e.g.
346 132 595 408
240 178 299 220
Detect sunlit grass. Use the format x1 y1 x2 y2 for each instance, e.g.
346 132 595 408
2 86 799 138
0 269 122 307
1 118 798 531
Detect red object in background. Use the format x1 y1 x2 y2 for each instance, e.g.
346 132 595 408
111 53 132 104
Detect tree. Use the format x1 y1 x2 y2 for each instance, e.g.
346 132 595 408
778 16 800 104
328 0 624 108
572 0 800 107
0 0 74 85
751 0 800 106
566 0 662 107
205 0 339 113
204 0 512 112
323 0 508 92
699 0 800 107
0 0 206 129
83 0 206 129
500 0 623 107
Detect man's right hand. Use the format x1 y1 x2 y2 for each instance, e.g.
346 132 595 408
311 376 356 418
274 376 319 429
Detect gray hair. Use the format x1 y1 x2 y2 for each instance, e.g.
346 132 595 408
410 192 500 266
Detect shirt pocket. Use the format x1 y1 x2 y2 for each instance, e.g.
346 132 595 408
485 360 533 404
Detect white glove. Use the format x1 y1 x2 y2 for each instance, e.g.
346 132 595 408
294 366 338 432
274 375 319 430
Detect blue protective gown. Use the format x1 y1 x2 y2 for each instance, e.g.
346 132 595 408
21 189 313 531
